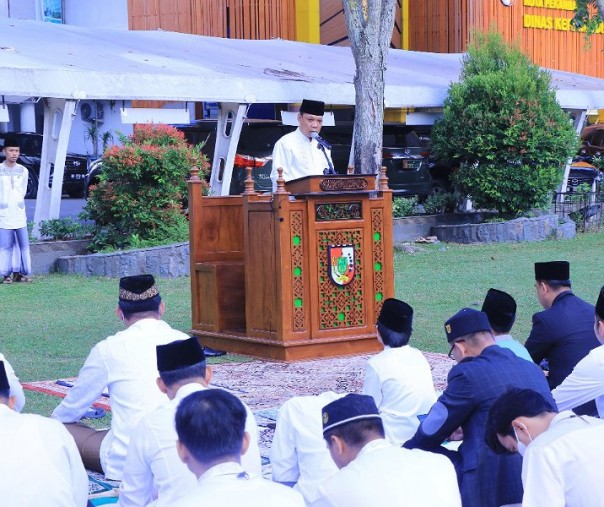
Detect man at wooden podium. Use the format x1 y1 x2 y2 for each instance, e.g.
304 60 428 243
270 99 335 191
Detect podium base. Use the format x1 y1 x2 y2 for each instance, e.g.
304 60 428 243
190 331 382 362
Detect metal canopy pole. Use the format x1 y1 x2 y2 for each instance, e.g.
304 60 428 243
209 102 248 196
32 98 76 236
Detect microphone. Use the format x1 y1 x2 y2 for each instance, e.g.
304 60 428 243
310 131 332 151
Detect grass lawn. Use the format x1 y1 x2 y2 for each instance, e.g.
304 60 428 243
3 231 603 418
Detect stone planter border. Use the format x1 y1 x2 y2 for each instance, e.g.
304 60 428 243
394 213 575 244
36 214 575 278
30 239 91 275
55 242 190 278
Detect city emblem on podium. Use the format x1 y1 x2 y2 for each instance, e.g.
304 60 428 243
328 245 355 286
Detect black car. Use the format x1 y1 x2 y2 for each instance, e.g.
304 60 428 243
0 132 89 198
566 160 602 193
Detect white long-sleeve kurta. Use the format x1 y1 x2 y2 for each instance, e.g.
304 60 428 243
552 344 604 417
311 439 461 507
51 318 189 480
119 382 262 507
170 462 305 507
270 391 344 505
0 404 89 507
0 352 25 412
521 411 604 507
362 345 437 445
270 128 333 191
0 161 28 229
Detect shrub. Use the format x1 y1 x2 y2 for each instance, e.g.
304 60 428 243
82 124 209 252
423 191 461 215
38 217 92 241
431 31 578 217
392 196 419 217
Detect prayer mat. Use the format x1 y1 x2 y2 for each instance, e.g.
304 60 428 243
22 378 111 411
88 472 119 503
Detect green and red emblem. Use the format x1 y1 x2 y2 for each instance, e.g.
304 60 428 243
328 245 355 286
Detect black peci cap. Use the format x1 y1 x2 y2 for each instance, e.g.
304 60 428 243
157 337 206 372
534 261 569 281
299 99 325 116
377 298 413 333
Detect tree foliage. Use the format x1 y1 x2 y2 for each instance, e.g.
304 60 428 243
82 124 208 252
573 0 604 34
431 32 578 217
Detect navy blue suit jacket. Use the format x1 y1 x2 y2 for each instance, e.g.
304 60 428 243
525 290 599 391
404 345 554 507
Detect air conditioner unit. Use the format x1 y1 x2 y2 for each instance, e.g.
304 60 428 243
80 101 104 123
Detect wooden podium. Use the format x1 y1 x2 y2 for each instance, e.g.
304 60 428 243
188 171 394 361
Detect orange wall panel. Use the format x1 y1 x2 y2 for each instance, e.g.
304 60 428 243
408 0 604 78
129 0 296 40
320 0 403 48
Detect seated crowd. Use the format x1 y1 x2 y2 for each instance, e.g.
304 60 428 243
1 262 603 507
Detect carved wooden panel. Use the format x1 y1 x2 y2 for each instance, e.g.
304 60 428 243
291 210 306 332
317 229 364 329
371 208 385 320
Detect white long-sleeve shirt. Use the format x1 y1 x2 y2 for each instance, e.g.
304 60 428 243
362 345 437 445
311 439 461 507
270 128 333 191
119 382 262 507
0 161 28 229
170 462 305 507
51 318 189 480
521 411 604 507
552 344 604 417
0 352 25 412
270 391 344 504
0 404 88 506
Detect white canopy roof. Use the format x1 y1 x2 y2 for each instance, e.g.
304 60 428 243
1 17 604 109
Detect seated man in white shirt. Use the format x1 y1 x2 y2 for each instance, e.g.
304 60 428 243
270 99 334 191
312 394 461 507
553 285 604 417
172 388 305 507
0 352 24 412
118 337 261 506
270 391 345 504
52 274 190 480
362 298 437 444
481 288 532 362
0 361 88 506
486 387 604 507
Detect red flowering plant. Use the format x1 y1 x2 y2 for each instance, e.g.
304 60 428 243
82 124 209 252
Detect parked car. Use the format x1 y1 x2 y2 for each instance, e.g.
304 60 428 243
0 132 89 198
566 159 602 193
579 124 604 159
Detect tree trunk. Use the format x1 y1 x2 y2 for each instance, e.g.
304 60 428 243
342 0 397 175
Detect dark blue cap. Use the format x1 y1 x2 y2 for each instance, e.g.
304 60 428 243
378 298 413 333
322 394 381 434
445 308 492 343
157 337 206 372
